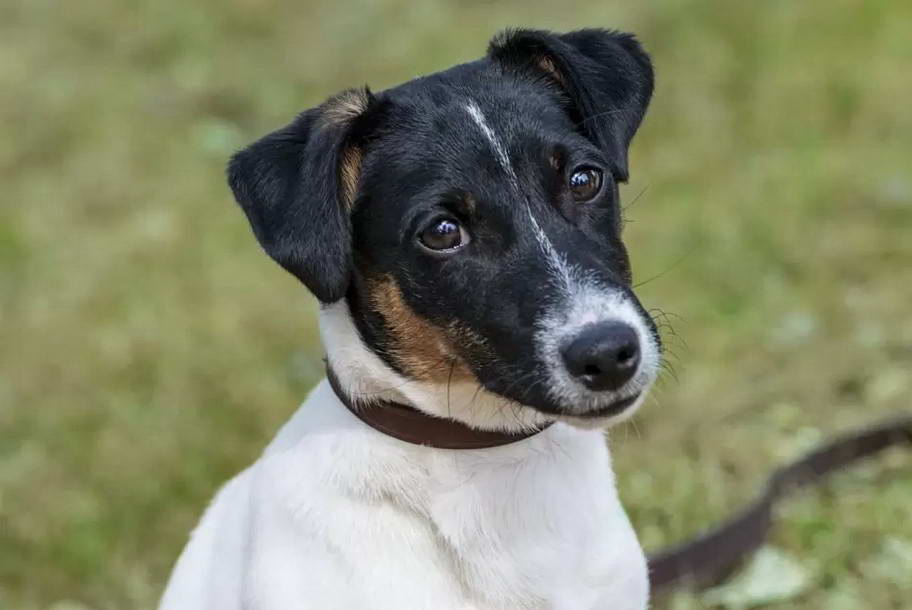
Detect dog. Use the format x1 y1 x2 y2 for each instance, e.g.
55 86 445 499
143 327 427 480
159 27 661 610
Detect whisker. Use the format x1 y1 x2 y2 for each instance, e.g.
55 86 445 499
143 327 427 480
622 184 650 211
633 246 698 289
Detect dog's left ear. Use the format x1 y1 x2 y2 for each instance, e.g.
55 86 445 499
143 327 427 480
489 28 654 181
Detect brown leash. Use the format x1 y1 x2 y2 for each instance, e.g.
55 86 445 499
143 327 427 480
326 366 552 449
326 368 910 592
647 413 912 592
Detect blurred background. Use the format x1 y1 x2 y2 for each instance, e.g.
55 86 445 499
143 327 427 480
1 0 910 608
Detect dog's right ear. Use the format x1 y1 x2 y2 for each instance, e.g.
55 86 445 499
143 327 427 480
489 28 654 182
228 88 378 303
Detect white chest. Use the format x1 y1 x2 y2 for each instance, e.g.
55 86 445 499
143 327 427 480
249 397 648 610
421 427 648 609
161 384 649 610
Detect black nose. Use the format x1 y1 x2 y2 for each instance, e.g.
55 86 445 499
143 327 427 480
561 322 641 391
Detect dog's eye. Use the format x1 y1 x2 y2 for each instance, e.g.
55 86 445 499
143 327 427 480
568 167 603 202
418 218 468 252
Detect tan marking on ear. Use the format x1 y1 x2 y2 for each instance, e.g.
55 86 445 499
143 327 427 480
319 88 369 208
338 145 363 209
536 55 566 87
321 87 371 128
370 277 475 383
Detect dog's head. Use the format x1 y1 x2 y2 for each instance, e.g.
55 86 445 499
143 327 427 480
229 29 661 429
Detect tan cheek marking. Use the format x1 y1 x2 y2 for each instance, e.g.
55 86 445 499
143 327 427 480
446 319 493 360
370 277 475 383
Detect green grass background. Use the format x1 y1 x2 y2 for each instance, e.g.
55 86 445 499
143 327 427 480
1 1 910 608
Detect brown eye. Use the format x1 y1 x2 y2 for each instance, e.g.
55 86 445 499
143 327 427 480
568 167 603 202
418 218 468 252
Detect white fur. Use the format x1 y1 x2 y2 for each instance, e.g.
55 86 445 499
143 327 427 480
159 304 650 610
464 101 517 184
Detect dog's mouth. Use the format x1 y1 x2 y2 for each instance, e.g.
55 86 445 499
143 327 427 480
569 393 641 419
517 392 642 421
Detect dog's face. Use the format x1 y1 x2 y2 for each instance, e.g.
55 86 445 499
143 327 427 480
230 29 661 426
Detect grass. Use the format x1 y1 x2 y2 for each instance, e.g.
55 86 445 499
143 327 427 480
1 0 910 608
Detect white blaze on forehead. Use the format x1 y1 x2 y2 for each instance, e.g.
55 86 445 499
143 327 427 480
464 100 516 182
463 99 570 292
526 206 574 294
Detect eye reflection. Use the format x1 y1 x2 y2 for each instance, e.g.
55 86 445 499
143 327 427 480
568 168 603 202
419 218 467 251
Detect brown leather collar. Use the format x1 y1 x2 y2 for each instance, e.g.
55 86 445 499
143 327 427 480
327 366 552 449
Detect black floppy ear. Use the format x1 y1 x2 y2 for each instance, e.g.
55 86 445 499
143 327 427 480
228 88 376 303
489 28 654 182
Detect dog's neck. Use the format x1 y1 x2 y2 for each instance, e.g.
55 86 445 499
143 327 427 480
320 301 553 433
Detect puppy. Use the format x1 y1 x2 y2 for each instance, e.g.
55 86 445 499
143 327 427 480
160 28 661 610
